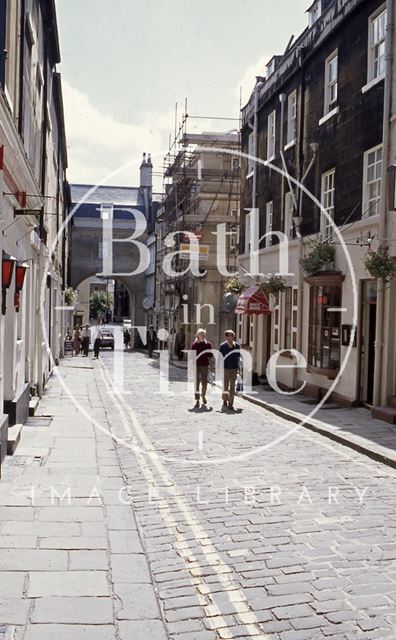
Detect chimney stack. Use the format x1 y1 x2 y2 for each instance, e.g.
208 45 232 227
140 152 153 188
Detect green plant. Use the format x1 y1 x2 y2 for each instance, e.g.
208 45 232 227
263 275 287 293
364 246 396 284
64 287 78 306
301 240 335 276
224 276 245 295
89 289 113 320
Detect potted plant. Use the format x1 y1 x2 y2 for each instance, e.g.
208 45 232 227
364 246 396 284
64 287 78 307
301 240 336 276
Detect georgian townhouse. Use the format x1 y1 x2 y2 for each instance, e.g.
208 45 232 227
0 0 69 458
239 0 396 416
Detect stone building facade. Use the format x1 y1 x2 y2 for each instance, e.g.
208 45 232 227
0 0 69 457
239 0 396 416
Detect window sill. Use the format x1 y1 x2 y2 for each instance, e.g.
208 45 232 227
319 107 339 126
284 140 295 151
362 75 385 94
307 364 338 379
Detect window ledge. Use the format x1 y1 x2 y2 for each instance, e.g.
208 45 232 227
319 107 339 126
362 75 385 94
284 140 295 151
307 364 338 379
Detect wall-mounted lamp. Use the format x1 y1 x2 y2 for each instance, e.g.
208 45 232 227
14 262 29 312
2 252 17 315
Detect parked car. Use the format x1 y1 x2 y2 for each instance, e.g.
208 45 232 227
100 330 114 350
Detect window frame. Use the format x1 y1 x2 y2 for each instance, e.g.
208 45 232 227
320 168 336 240
307 276 343 377
368 5 387 83
286 91 297 146
267 110 276 161
363 144 383 218
324 50 338 116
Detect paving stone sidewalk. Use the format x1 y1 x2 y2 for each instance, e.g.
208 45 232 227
0 358 167 640
172 357 396 469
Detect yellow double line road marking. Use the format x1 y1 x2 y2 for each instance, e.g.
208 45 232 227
99 360 271 639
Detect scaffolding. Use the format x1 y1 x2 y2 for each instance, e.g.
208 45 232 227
156 103 242 341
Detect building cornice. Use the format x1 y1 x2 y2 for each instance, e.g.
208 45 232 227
242 0 366 124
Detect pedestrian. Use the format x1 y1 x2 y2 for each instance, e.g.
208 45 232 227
81 323 91 357
73 325 81 356
123 328 131 351
174 327 186 361
93 326 102 359
146 324 157 358
219 329 241 412
191 328 213 408
167 328 175 363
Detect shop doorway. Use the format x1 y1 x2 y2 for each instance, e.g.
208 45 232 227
359 280 377 405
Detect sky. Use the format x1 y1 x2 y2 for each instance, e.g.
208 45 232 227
55 0 310 189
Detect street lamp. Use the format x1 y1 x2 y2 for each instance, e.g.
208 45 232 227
2 252 16 315
14 262 29 312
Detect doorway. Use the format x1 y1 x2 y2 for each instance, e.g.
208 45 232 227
359 280 377 405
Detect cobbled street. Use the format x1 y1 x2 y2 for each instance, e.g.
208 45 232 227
2 351 396 640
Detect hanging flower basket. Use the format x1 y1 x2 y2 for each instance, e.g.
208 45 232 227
301 240 335 276
262 275 287 294
224 276 245 295
64 287 78 307
364 246 396 284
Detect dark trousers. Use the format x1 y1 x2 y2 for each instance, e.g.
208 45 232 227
93 339 101 358
81 337 89 356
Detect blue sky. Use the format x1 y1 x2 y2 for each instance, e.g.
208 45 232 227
55 0 310 187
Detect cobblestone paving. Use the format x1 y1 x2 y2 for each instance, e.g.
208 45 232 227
98 351 396 640
1 352 396 639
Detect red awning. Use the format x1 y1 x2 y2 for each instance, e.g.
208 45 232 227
235 286 271 316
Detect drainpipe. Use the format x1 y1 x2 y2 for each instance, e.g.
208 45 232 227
18 0 25 136
295 142 319 382
252 79 263 210
373 0 394 407
279 94 286 233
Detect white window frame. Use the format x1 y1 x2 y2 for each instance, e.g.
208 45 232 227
368 5 387 84
320 169 335 239
265 201 273 247
286 91 297 146
285 191 294 240
324 50 338 116
231 156 240 171
249 316 254 348
363 144 383 218
267 110 276 161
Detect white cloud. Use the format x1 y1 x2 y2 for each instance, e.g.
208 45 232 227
236 54 271 107
62 80 173 189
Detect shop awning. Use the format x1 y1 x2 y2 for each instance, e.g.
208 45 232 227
235 286 271 316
